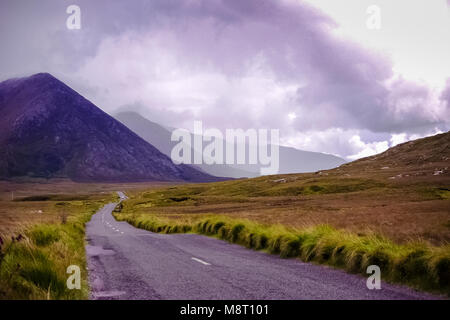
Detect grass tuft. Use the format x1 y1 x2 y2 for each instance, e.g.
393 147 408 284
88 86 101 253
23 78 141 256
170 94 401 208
29 225 61 246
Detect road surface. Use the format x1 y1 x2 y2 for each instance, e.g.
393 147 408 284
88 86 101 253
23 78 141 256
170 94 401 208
85 192 440 300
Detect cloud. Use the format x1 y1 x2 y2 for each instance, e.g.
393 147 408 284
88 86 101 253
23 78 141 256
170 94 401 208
281 127 444 160
280 128 388 159
390 133 407 147
1 0 449 159
75 1 448 133
347 136 389 160
440 78 450 107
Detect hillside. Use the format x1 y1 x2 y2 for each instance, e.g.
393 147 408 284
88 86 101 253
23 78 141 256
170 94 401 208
0 73 219 182
337 132 449 178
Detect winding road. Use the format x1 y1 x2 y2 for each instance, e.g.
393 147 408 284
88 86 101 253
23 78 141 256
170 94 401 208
85 192 439 300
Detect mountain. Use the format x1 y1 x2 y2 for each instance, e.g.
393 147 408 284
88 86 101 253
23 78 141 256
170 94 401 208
115 111 346 178
0 73 219 182
278 146 346 173
114 112 257 178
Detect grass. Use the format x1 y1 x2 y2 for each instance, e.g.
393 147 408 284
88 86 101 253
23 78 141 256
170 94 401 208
16 194 91 202
118 175 450 245
0 180 168 238
114 212 450 295
136 176 385 203
0 200 106 299
0 180 168 300
0 181 122 300
1 209 83 298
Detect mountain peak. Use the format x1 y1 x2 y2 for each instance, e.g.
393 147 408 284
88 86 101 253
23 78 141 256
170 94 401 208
28 72 56 80
0 72 59 88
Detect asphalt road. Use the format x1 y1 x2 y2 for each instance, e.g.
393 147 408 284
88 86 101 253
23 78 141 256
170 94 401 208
85 192 440 300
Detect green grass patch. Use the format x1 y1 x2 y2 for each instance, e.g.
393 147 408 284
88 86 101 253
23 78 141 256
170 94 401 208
435 188 450 200
132 177 385 202
29 225 61 246
0 198 109 299
415 186 450 201
17 194 91 202
120 177 385 210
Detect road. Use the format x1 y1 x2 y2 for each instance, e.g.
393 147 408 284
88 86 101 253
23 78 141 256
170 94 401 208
85 192 440 300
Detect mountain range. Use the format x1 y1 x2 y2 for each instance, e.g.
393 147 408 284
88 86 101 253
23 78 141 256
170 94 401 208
0 73 347 182
0 73 218 182
115 112 346 178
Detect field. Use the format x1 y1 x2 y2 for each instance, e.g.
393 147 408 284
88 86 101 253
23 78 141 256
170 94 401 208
0 179 170 299
117 174 450 245
0 180 174 239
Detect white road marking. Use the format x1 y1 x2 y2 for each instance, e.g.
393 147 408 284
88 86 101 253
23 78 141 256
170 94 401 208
191 257 211 266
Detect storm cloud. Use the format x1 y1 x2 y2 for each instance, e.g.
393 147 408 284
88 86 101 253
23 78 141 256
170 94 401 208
1 0 449 159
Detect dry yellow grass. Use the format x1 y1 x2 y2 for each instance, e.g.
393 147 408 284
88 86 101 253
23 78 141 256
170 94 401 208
119 172 450 246
0 179 174 238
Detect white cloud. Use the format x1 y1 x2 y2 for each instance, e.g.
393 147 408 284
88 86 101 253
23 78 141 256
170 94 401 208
280 128 386 159
280 128 447 161
347 136 389 160
390 128 444 147
390 133 407 146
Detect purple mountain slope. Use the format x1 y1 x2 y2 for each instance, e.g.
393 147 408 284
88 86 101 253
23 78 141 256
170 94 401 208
0 73 219 182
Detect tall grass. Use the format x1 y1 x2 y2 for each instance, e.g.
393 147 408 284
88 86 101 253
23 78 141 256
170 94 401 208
114 212 450 295
0 201 102 299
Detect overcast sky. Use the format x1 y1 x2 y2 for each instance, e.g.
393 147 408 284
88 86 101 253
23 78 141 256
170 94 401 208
1 0 449 159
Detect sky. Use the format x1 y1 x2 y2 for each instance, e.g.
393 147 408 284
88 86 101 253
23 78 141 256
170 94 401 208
1 0 449 160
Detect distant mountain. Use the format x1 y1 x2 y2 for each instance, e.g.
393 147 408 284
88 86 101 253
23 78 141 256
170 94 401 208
277 146 346 173
115 112 257 178
115 112 346 178
0 73 219 182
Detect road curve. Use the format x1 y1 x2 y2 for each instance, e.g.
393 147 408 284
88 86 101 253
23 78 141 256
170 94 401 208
85 193 440 300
